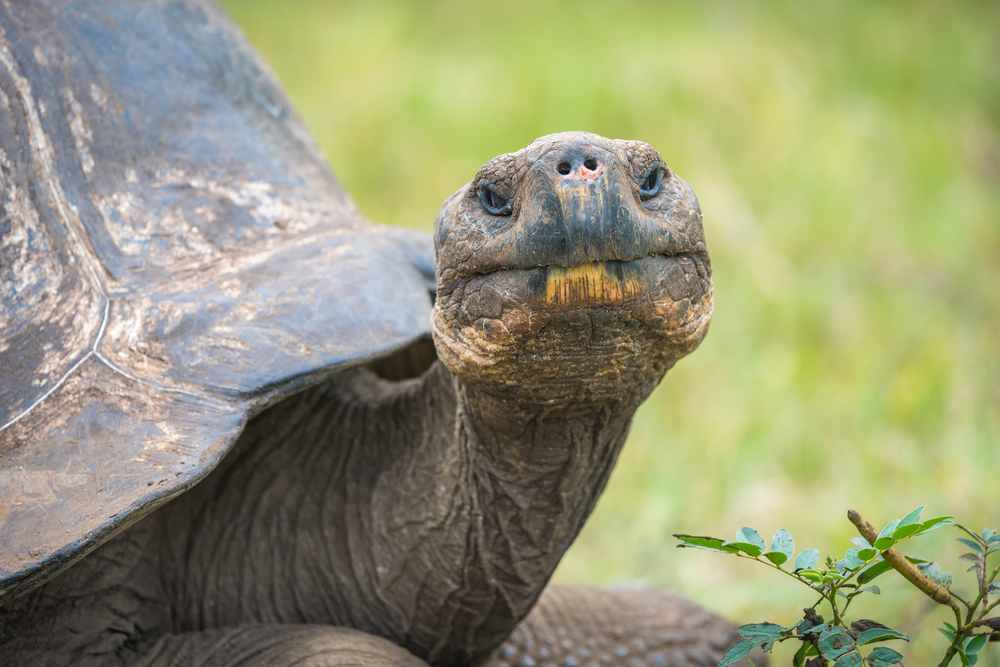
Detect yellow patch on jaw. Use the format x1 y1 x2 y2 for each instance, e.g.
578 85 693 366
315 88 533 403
543 262 644 309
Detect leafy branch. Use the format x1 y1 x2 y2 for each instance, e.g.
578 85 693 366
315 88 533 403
675 507 1000 666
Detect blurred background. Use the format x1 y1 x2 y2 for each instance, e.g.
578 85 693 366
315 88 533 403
218 0 1000 661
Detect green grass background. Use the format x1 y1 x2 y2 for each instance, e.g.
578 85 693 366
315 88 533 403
218 1 1000 661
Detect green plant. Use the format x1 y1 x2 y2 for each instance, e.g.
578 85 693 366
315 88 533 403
676 508 1000 666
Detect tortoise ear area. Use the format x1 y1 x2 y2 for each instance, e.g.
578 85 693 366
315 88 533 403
433 186 467 250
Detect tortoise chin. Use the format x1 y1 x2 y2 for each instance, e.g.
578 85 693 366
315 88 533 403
431 253 713 384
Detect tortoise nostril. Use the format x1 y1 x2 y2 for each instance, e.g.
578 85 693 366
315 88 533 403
583 158 597 171
556 161 571 175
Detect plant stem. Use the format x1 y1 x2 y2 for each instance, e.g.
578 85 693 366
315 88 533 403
950 590 972 609
847 510 958 610
745 553 820 589
981 597 1000 616
963 563 1000 624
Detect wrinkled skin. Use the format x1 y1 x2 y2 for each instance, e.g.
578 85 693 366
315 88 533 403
0 133 737 667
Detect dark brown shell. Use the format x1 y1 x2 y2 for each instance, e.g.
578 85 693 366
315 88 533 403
0 0 434 603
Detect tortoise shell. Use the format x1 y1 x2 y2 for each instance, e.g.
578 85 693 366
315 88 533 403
0 0 434 603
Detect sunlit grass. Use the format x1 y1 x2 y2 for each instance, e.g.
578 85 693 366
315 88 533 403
220 1 1000 661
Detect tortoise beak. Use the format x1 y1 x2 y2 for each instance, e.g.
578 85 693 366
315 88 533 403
521 142 642 268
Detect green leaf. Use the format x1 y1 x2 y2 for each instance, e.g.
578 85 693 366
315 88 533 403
858 561 892 585
897 506 925 527
764 551 788 565
738 622 785 641
958 650 979 667
890 524 924 540
873 536 896 550
877 519 900 541
987 534 1000 546
939 627 956 642
857 628 909 645
803 622 830 635
819 635 854 660
819 628 855 659
834 652 863 667
794 642 810 666
857 548 877 561
819 627 850 643
781 620 807 637
723 541 763 558
987 582 1000 594
915 516 953 536
843 547 863 569
736 527 766 551
794 548 820 571
957 538 984 554
848 585 880 597
982 528 995 540
674 534 740 554
917 562 952 587
798 569 824 583
965 635 988 655
866 646 904 666
718 640 755 667
770 529 795 561
851 537 874 550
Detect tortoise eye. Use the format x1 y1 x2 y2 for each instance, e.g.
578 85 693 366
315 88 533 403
638 165 662 199
478 182 512 215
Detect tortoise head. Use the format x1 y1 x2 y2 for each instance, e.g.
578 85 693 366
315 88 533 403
432 131 713 404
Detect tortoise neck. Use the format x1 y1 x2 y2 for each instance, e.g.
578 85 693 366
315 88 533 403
346 361 647 665
160 360 647 666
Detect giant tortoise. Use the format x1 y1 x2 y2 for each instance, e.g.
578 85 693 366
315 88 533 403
0 1 744 666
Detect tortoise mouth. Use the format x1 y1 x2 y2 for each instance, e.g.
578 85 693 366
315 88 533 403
531 261 645 309
479 253 702 312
